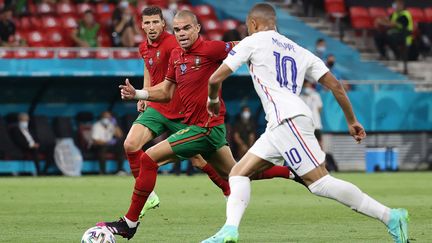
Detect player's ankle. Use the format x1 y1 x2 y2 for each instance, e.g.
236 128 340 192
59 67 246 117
124 216 138 228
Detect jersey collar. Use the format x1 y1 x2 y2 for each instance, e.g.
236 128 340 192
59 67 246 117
147 31 169 48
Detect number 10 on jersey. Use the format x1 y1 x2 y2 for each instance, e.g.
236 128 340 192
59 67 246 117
273 51 298 93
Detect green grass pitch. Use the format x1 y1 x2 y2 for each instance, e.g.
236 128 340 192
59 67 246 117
1 172 431 242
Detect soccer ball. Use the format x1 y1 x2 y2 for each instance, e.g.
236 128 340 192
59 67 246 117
81 226 116 243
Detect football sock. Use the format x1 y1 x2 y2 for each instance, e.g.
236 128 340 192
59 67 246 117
201 163 231 196
125 153 158 222
225 176 250 227
308 175 390 225
253 165 291 180
126 150 144 178
124 216 138 228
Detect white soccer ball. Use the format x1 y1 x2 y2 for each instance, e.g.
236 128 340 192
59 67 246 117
81 226 116 243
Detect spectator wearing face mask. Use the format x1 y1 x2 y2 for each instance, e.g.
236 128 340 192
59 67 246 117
8 113 45 174
111 0 140 47
314 38 327 60
91 111 126 175
325 54 351 91
232 106 257 159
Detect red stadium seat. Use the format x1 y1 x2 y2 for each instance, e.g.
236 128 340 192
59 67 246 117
77 49 96 58
113 49 140 59
221 19 240 31
20 17 42 30
46 30 66 47
194 4 218 20
206 30 224 41
425 8 432 23
201 19 221 32
147 0 168 8
350 7 373 30
369 7 387 21
14 49 35 59
77 3 94 15
37 2 55 15
27 31 46 47
0 49 14 59
134 33 145 45
15 31 27 44
407 7 425 24
57 2 76 16
177 3 193 11
96 49 111 59
96 3 115 23
42 16 61 31
324 0 347 18
58 49 77 59
61 16 78 30
98 32 112 47
34 49 55 58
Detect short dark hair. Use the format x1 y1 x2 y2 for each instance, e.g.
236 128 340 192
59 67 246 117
142 6 163 20
316 38 325 44
84 9 93 15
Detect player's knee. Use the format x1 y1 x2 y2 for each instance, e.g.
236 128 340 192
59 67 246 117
123 139 141 153
190 156 206 168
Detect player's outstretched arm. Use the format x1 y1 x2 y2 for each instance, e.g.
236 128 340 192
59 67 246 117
207 64 233 116
318 72 366 143
119 78 175 103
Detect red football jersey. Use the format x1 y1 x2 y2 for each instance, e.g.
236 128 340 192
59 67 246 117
138 32 184 120
166 37 235 127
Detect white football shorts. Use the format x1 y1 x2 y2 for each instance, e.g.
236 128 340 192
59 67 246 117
249 115 326 176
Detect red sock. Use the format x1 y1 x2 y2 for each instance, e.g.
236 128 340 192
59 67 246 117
201 163 230 196
125 153 158 222
254 165 291 180
126 150 144 178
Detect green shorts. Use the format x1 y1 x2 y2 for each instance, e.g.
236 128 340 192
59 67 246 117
133 107 187 136
167 124 228 160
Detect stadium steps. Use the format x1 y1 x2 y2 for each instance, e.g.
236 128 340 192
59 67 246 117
383 60 432 91
324 133 429 171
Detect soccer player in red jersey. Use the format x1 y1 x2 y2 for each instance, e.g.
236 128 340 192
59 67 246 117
124 6 231 217
98 10 294 240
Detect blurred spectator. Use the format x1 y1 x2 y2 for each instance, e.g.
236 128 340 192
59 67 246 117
71 10 100 48
373 0 414 60
222 23 248 42
314 38 327 60
325 54 351 91
232 106 256 159
161 0 179 33
8 113 54 175
90 111 125 175
112 0 140 47
0 7 20 47
300 81 338 172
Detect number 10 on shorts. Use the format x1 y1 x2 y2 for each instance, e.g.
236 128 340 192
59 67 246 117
285 148 302 168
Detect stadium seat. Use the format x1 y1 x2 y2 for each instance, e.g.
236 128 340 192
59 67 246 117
206 30 224 41
221 19 240 31
61 16 78 30
58 49 77 59
29 115 56 149
147 0 169 8
368 7 387 22
324 0 347 18
77 49 96 59
19 17 42 30
46 30 66 47
37 2 55 15
34 49 55 59
95 49 111 59
134 33 145 45
57 2 76 16
407 7 425 24
27 31 46 47
177 3 193 11
42 16 61 31
0 49 14 58
53 117 74 138
113 49 140 59
77 3 94 15
201 19 222 32
194 4 218 20
98 32 112 47
0 117 24 160
96 3 115 24
425 8 432 23
350 7 373 30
